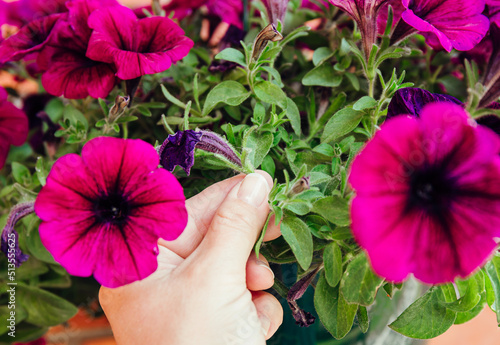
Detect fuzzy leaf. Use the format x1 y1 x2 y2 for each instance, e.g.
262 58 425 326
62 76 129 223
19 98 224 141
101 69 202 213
202 81 251 116
321 108 363 143
280 215 313 270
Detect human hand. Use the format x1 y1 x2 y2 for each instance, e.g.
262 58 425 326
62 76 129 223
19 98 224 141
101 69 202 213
99 172 284 345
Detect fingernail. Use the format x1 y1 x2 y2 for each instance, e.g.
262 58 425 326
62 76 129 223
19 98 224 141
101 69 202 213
256 259 275 279
258 313 271 337
237 173 269 207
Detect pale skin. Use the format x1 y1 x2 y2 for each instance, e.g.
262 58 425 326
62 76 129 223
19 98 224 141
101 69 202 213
99 172 284 345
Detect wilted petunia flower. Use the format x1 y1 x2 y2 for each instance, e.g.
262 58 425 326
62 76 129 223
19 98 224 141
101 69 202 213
0 87 29 169
349 102 500 284
159 130 242 175
262 0 290 26
0 14 63 64
86 5 194 81
391 0 489 52
34 137 188 288
479 15 500 108
329 0 391 57
386 87 462 119
1 202 33 267
37 0 118 99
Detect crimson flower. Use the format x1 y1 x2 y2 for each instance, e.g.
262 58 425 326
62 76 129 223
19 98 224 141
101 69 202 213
86 5 194 81
350 102 500 284
37 0 118 99
391 0 489 52
0 87 28 169
0 14 62 64
0 0 68 28
328 0 391 57
35 137 188 288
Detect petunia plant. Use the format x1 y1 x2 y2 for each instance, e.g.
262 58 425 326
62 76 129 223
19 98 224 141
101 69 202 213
1 0 500 343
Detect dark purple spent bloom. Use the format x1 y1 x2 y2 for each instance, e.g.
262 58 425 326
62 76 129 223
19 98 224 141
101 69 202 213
480 24 500 108
159 130 242 175
287 265 320 301
386 88 462 119
159 130 203 175
288 301 316 327
391 0 489 52
0 14 63 64
0 202 35 267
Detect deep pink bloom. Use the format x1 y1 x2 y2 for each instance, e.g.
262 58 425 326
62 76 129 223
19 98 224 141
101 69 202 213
377 0 404 34
350 103 500 284
329 0 391 57
35 137 188 288
0 14 62 64
0 87 29 169
0 0 68 28
301 0 329 12
86 5 194 81
134 0 243 29
480 23 500 108
391 0 489 52
14 337 46 345
37 0 118 99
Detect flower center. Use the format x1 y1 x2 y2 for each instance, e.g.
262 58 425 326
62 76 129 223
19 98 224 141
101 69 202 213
94 193 130 224
408 168 455 214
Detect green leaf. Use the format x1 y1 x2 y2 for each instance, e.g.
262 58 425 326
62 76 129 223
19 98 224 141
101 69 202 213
18 285 78 327
244 130 273 168
286 97 301 135
116 115 139 123
25 227 57 264
321 108 363 143
284 201 312 216
340 252 383 306
203 81 251 116
389 287 457 339
312 196 350 226
324 242 342 287
353 96 377 111
441 272 483 312
35 157 47 187
161 84 186 109
302 63 342 87
215 48 247 66
11 162 31 184
64 105 88 131
280 215 313 270
314 272 358 339
136 105 152 117
261 155 276 178
485 270 499 313
44 98 64 122
312 47 334 66
484 253 500 326
254 81 287 109
357 306 369 333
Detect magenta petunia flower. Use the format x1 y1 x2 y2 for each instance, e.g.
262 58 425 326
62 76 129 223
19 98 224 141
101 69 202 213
377 0 405 34
34 137 188 288
0 87 29 169
86 5 194 81
329 0 391 57
159 130 242 175
1 0 68 28
37 0 118 99
0 14 62 64
391 0 489 52
349 102 500 284
301 0 329 12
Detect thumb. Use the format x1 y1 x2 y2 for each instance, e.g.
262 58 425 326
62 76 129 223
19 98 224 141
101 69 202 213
194 172 272 272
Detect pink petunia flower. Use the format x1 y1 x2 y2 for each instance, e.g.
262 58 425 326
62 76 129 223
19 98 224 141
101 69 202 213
34 137 188 288
0 14 62 64
349 102 500 284
0 87 29 169
391 0 490 52
86 5 194 81
0 0 68 28
328 0 391 57
37 0 118 99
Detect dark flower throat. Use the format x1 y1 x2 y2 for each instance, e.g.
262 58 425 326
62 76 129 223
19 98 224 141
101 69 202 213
408 168 455 214
94 193 130 224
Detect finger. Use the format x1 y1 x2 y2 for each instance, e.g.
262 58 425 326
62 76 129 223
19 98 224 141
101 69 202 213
246 252 274 291
252 291 284 340
159 174 245 258
195 172 273 273
263 214 282 242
